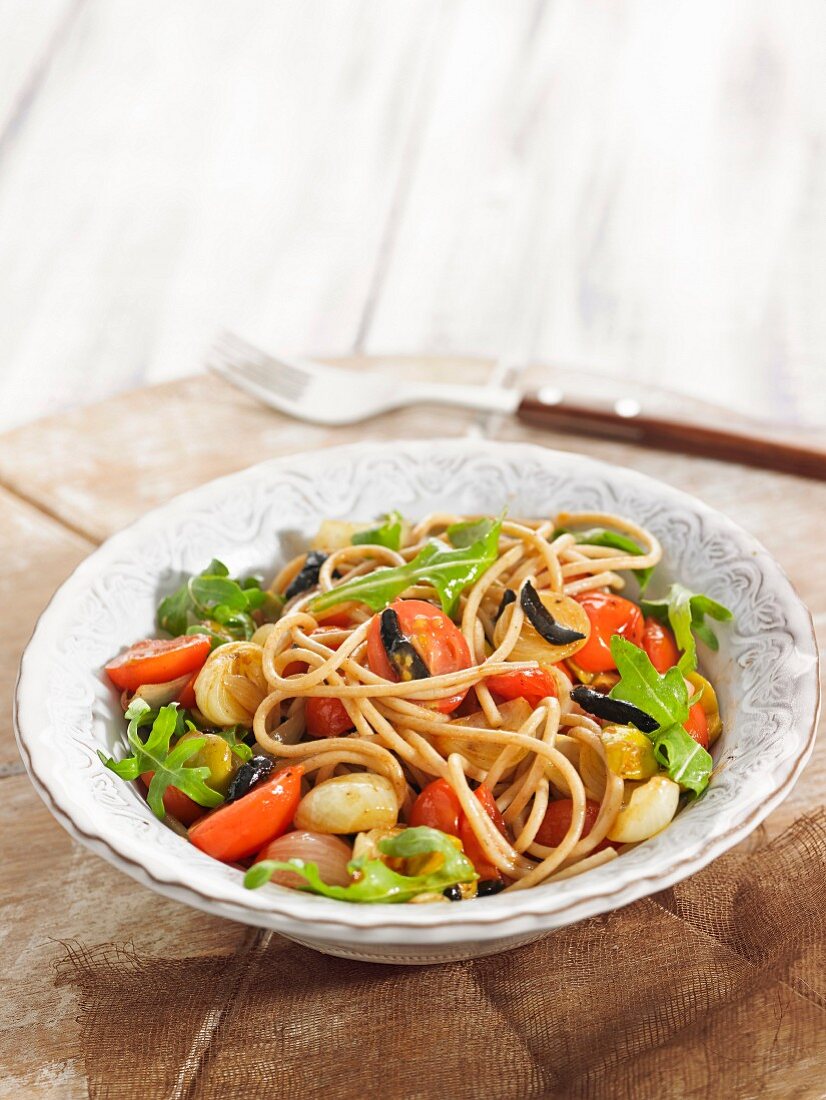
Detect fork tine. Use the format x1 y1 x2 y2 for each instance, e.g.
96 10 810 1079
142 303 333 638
215 353 306 400
209 357 302 415
211 331 266 375
210 334 308 396
212 331 331 391
213 330 297 372
209 342 308 403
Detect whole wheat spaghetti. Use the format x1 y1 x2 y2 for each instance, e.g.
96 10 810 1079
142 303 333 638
101 510 731 903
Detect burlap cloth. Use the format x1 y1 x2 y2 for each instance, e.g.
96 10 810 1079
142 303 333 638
57 808 826 1099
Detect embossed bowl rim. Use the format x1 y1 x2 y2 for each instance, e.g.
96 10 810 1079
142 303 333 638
14 440 820 947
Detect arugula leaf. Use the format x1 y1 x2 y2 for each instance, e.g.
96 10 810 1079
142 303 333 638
609 635 690 729
641 583 733 673
156 586 192 639
446 516 494 549
98 699 224 819
652 723 713 797
214 609 258 638
351 511 405 551
185 622 234 650
158 561 273 643
189 574 254 614
311 520 501 616
215 725 254 762
609 637 713 795
555 526 653 591
239 575 284 622
244 826 477 901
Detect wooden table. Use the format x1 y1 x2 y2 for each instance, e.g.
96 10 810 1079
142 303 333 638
0 360 823 1096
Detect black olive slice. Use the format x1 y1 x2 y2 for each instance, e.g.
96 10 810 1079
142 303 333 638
225 754 276 802
284 550 327 600
443 885 463 902
495 588 516 622
520 581 586 645
476 879 506 897
380 608 430 682
570 685 658 734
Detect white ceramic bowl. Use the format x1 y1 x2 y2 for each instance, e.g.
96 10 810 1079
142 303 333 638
15 441 820 964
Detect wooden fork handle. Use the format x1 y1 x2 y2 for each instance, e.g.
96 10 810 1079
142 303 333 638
517 392 826 481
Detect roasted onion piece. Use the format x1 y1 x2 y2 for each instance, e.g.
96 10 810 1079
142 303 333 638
255 831 353 889
194 641 268 726
494 590 590 665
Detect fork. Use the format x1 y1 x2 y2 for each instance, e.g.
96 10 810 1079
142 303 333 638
208 333 826 480
209 332 517 424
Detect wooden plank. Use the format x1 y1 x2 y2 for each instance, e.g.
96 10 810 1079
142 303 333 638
0 357 497 541
2 1 825 435
0 487 92 766
0 0 444 432
364 0 826 428
0 489 247 1093
0 489 244 1092
0 774 246 1096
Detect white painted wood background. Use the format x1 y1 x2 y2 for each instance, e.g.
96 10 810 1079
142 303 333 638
1 0 825 433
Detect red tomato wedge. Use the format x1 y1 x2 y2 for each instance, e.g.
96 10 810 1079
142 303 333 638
573 592 644 673
178 672 199 710
459 786 508 882
642 618 680 673
474 784 508 835
280 623 347 682
454 688 480 717
535 798 616 852
188 764 304 862
315 607 356 628
409 779 508 881
140 771 204 827
486 667 557 708
366 599 472 714
684 701 709 749
282 660 309 678
105 635 212 692
305 696 355 738
410 778 462 837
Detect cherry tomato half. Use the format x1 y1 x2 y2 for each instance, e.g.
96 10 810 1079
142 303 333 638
486 667 557 708
178 672 199 710
315 607 357 628
410 779 509 881
459 785 508 882
642 618 680 674
188 764 304 862
282 660 308 678
283 624 343 679
140 771 204 827
409 777 462 837
105 635 212 692
535 797 616 852
366 599 472 714
305 696 355 738
573 593 644 673
684 701 709 749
